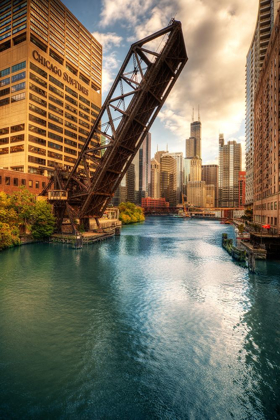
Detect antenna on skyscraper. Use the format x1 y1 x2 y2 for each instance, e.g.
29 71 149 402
198 105 200 121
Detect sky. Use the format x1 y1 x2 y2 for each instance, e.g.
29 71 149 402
63 0 259 167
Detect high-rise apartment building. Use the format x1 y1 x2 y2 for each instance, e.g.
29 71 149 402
245 0 280 206
202 164 219 207
150 158 160 199
160 153 177 207
238 171 246 208
113 132 151 205
168 152 183 203
219 136 242 208
254 7 280 232
0 0 102 175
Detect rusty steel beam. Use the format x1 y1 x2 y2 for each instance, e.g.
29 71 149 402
43 20 188 231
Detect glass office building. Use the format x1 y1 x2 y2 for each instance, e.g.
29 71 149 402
0 0 102 175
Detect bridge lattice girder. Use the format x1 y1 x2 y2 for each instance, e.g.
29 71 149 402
42 20 188 228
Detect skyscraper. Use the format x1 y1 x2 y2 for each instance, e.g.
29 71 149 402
185 111 201 159
219 136 242 208
168 152 183 203
245 0 280 206
0 0 102 176
150 158 160 199
202 164 219 207
254 8 280 232
160 154 177 207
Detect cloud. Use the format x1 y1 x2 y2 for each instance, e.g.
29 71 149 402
100 0 153 28
98 0 258 164
91 31 123 49
101 52 120 92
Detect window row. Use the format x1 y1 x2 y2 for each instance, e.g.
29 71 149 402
0 175 46 189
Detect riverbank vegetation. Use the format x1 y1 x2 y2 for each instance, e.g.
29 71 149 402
118 202 145 225
0 187 55 251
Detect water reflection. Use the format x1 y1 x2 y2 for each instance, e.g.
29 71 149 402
0 218 279 419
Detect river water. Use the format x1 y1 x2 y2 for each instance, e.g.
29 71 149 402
0 217 279 420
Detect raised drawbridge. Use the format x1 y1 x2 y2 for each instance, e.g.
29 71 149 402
40 20 188 232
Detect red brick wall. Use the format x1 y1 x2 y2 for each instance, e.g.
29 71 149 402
0 169 49 195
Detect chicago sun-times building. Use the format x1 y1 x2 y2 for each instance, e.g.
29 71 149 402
0 0 102 188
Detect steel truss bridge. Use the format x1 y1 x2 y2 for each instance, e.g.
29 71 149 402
40 20 188 232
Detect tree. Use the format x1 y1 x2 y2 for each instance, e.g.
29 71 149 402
30 201 56 239
118 202 145 224
9 186 35 231
0 222 20 251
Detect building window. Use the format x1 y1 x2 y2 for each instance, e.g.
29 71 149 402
0 176 2 184
5 176 10 185
21 179 26 185
0 137 9 145
10 144 24 153
11 71 25 83
48 122 63 133
0 97 10 106
0 67 10 78
49 94 63 107
0 147 9 155
66 62 77 76
0 77 10 87
49 103 63 116
28 144 46 156
35 181 39 188
48 141 63 151
10 134 24 143
29 134 46 146
29 93 47 107
0 87 10 97
30 72 47 88
11 123 24 132
48 112 63 125
13 178 19 186
29 113 46 126
64 129 77 139
65 86 78 98
29 124 46 136
79 94 90 106
12 61 26 73
48 150 62 160
49 49 64 65
30 82 46 97
48 132 63 143
11 92 25 102
42 182 46 188
30 62 47 79
49 75 64 89
29 103 47 117
11 81 25 92
28 156 46 165
49 84 64 98
0 127 9 135
30 34 47 52
29 180 33 187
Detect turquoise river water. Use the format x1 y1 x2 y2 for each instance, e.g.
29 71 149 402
0 217 280 420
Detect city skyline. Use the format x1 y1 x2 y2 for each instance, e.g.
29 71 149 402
63 0 258 167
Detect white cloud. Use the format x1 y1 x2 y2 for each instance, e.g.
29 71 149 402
98 0 258 163
91 31 123 49
102 53 120 93
100 0 153 28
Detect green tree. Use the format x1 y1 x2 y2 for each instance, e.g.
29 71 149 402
118 202 145 224
30 201 56 239
0 222 20 251
9 186 35 231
